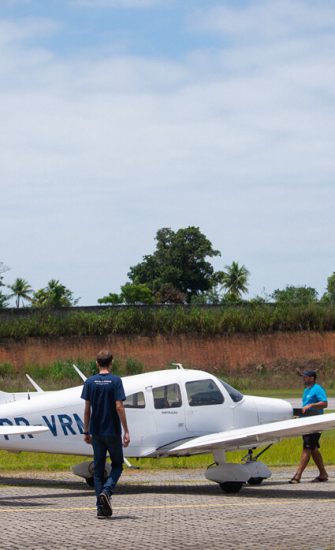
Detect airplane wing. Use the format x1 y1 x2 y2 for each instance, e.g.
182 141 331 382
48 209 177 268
170 412 335 454
0 426 49 437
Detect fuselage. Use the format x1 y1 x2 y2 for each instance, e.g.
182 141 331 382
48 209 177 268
0 369 293 457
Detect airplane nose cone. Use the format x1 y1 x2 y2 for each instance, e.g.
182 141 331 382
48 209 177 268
240 395 294 427
255 396 293 424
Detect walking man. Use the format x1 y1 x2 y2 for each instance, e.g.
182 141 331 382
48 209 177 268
289 369 328 484
81 349 130 518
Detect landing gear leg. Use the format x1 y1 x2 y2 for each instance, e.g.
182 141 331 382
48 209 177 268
242 446 273 485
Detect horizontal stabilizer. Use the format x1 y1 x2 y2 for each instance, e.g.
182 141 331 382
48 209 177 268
170 413 335 454
0 425 49 437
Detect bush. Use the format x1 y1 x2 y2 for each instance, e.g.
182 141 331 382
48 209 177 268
0 363 15 377
0 304 335 339
125 357 144 375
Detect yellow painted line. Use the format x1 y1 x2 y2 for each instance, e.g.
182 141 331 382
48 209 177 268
1 499 335 513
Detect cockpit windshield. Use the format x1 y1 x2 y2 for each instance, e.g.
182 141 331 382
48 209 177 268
219 380 244 403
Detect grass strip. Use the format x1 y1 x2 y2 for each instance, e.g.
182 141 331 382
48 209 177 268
1 431 335 471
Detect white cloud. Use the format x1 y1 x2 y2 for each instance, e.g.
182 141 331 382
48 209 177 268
192 0 335 41
1 3 335 303
70 0 165 8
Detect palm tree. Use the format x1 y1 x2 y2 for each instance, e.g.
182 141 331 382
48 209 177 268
32 279 79 308
222 261 249 301
7 278 33 308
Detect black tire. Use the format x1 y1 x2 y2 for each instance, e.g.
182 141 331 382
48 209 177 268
85 476 95 488
219 482 243 493
85 473 108 488
248 477 263 485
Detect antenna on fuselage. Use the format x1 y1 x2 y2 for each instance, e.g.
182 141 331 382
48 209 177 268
171 363 184 369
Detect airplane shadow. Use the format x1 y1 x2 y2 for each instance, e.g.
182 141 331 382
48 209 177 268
0 475 333 501
115 480 335 500
0 475 88 491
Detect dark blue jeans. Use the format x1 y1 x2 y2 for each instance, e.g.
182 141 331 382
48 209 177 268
92 435 123 505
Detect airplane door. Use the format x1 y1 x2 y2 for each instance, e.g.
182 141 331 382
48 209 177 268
184 378 233 434
123 390 156 456
150 382 187 447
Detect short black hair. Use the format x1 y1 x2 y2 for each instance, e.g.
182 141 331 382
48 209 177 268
96 349 113 368
302 369 316 379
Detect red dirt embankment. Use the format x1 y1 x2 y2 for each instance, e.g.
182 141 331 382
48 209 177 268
1 332 335 373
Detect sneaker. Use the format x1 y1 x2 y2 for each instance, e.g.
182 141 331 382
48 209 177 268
97 506 111 519
98 490 113 516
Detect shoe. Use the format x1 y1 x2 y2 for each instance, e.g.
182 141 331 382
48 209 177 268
289 477 300 484
97 506 111 519
98 490 113 516
311 476 328 483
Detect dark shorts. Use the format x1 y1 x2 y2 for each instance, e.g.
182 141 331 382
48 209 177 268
303 432 321 450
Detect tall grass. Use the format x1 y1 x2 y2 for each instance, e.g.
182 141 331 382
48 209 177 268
1 356 335 392
1 304 335 339
0 357 147 391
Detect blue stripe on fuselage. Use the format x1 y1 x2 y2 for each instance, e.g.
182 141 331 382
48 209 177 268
0 413 84 439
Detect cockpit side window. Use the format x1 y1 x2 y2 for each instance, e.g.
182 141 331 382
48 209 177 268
219 380 244 403
124 391 146 408
186 379 224 406
153 383 182 409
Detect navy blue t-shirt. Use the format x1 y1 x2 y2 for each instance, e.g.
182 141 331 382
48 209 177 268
81 373 126 437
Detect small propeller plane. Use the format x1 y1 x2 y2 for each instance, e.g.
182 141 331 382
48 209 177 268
1 363 335 493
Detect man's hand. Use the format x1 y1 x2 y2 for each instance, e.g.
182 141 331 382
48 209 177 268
84 433 92 444
123 432 130 448
302 404 312 414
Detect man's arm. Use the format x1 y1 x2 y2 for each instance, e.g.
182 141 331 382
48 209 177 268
115 400 130 447
83 400 92 444
302 401 328 414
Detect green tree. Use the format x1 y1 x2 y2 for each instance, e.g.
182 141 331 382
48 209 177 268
155 283 186 304
98 292 122 305
0 262 9 308
221 261 249 301
128 227 221 303
7 278 33 308
120 283 154 304
320 273 335 304
31 279 79 308
98 284 154 305
272 285 318 305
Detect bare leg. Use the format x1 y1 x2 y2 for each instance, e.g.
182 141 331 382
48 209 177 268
293 449 312 480
311 449 328 479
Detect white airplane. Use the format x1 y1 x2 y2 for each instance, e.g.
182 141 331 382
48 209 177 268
1 364 335 493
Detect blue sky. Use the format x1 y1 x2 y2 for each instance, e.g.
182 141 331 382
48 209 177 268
1 0 335 305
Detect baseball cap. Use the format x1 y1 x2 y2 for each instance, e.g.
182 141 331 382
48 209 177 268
301 369 316 377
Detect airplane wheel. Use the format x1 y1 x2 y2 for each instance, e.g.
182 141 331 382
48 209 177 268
85 474 108 488
219 482 243 493
85 477 95 488
248 477 263 485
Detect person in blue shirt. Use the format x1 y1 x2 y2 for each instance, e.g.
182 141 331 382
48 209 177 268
289 370 328 484
81 349 130 519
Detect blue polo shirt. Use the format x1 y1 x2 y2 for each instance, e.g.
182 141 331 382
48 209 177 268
302 383 327 415
81 373 126 436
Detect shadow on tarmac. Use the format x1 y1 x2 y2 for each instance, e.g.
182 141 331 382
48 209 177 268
1 475 334 501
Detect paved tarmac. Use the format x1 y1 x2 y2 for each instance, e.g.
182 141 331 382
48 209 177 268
1 467 335 550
